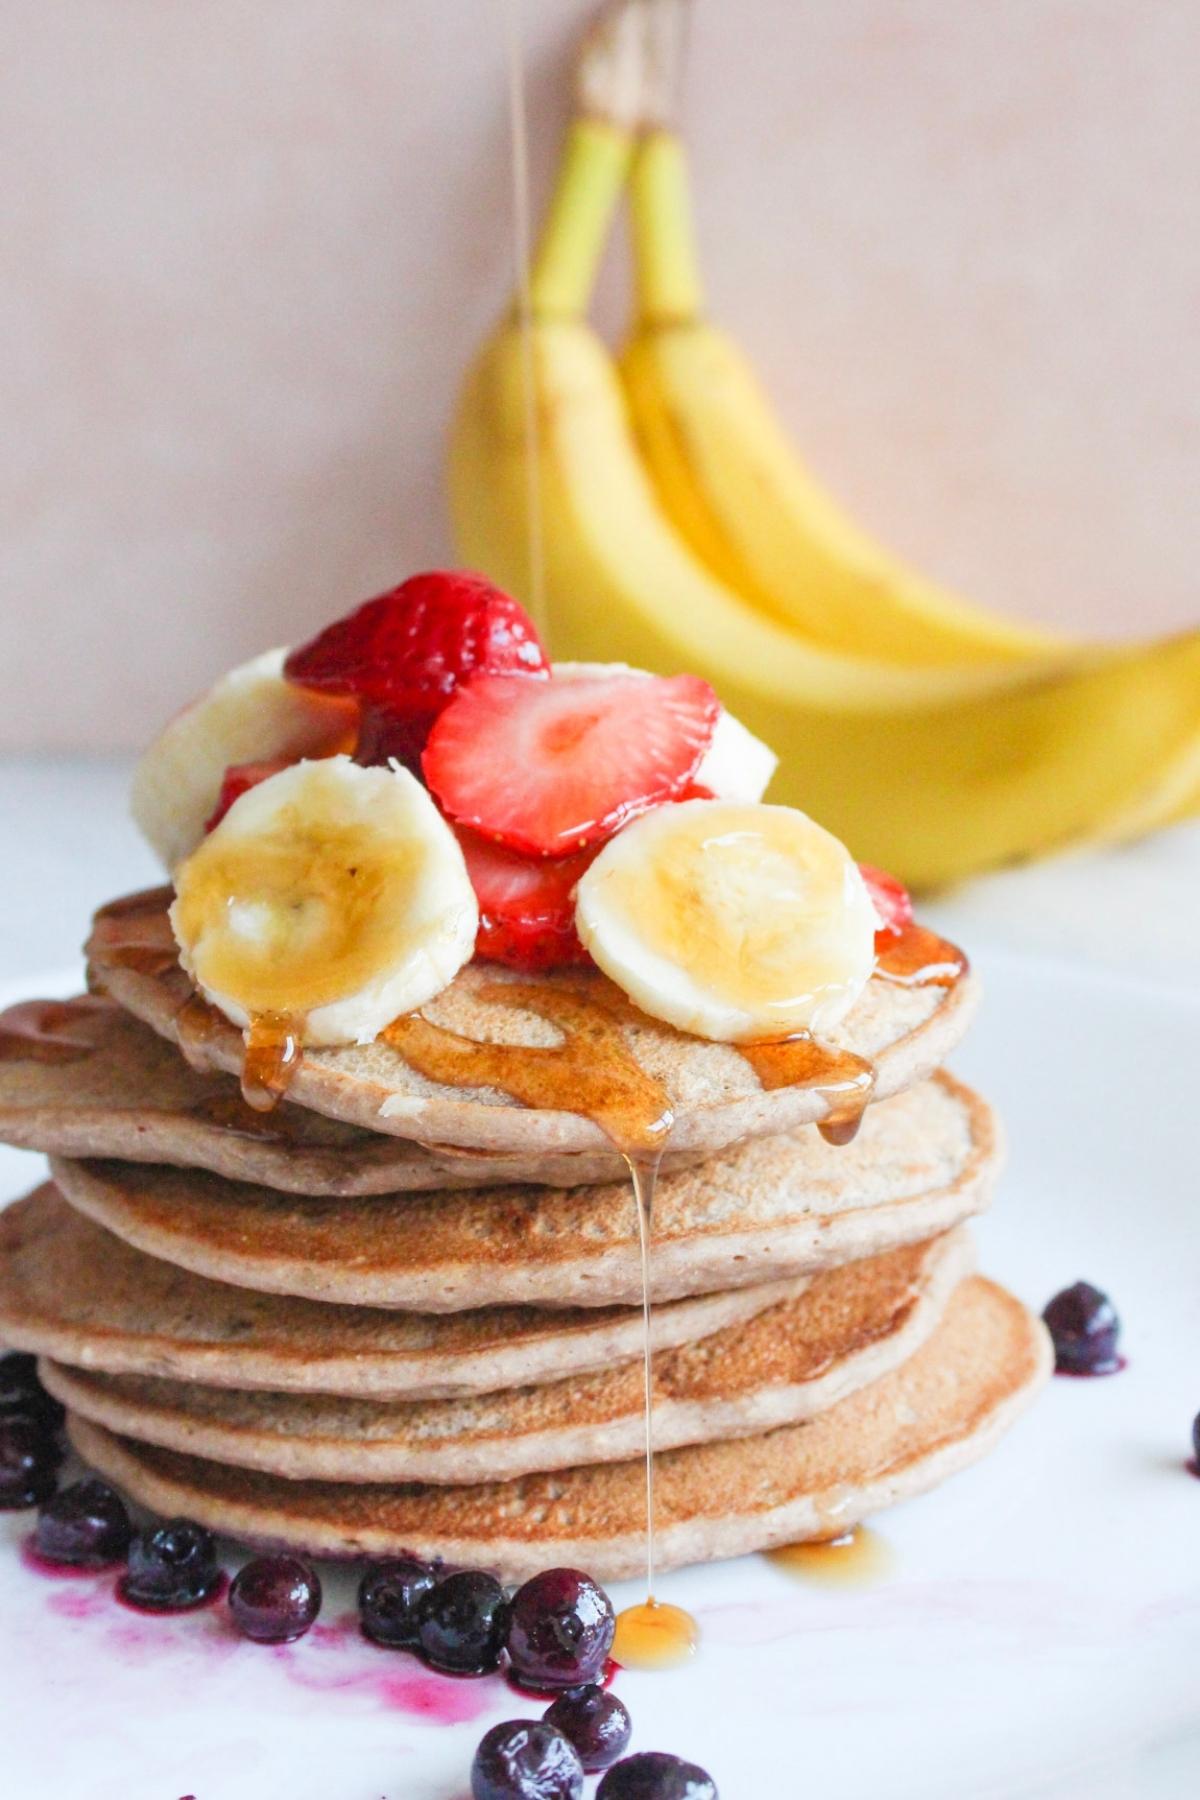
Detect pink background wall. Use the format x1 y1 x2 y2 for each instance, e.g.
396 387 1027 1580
2 0 1196 750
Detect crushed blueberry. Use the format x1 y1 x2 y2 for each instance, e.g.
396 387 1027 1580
471 1719 584 1800
35 1478 132 1567
1042 1282 1122 1375
0 1417 61 1509
358 1555 437 1648
417 1569 510 1675
229 1555 321 1643
597 1754 718 1800
119 1518 221 1612
506 1568 616 1691
544 1684 632 1771
0 1351 65 1430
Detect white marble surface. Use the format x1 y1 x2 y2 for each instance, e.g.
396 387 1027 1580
1 754 1197 993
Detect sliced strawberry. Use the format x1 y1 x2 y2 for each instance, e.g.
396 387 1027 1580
204 758 292 834
424 672 720 857
858 863 914 938
457 828 596 971
284 571 549 773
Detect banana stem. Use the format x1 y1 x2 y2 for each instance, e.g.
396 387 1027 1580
528 118 633 318
630 128 705 323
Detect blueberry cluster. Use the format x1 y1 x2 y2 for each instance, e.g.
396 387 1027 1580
0 1352 64 1509
354 1556 716 1799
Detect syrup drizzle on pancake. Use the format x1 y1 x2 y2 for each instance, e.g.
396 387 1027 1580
0 997 111 1065
875 921 968 989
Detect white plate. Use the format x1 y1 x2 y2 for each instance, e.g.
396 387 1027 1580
0 950 1197 1800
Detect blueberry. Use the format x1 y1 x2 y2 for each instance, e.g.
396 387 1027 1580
358 1555 437 1648
119 1518 221 1611
1042 1282 1122 1375
597 1754 718 1800
544 1685 632 1771
0 1417 61 1509
506 1568 615 1691
35 1478 132 1566
229 1555 321 1643
471 1720 584 1800
1192 1412 1200 1466
416 1569 510 1675
0 1352 64 1430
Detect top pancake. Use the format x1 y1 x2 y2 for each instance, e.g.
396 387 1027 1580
0 997 699 1194
87 890 978 1159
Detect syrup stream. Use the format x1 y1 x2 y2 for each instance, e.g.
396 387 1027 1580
503 0 547 638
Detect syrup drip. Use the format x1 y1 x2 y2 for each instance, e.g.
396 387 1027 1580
767 1525 892 1587
383 980 688 1656
184 1090 296 1142
0 996 112 1065
875 921 967 989
173 992 226 1073
240 1013 303 1114
383 982 674 1154
89 889 179 978
738 1035 875 1146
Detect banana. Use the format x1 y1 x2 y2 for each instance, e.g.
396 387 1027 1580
446 130 1200 887
131 648 357 871
576 799 877 1039
620 123 1066 666
171 758 478 1046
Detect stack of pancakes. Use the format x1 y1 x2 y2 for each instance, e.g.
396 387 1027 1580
0 889 1050 1581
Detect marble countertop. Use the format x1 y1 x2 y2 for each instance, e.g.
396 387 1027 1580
2 754 1197 992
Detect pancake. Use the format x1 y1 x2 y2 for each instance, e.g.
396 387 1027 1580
49 1073 998 1310
0 1186 801 1399
40 1231 972 1484
87 889 979 1157
0 997 702 1194
66 1276 1052 1581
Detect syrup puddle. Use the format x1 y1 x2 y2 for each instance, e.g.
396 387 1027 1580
766 1526 893 1588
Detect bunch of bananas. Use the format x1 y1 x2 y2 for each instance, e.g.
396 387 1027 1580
447 0 1200 888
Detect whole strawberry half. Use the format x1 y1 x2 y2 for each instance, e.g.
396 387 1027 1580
858 863 914 939
284 571 549 772
424 671 720 857
457 828 596 971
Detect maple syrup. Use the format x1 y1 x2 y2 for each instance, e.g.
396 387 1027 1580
766 1526 892 1587
738 1034 875 1145
0 996 111 1064
875 921 967 989
173 992 226 1073
183 1090 297 1142
89 888 179 978
383 981 674 1154
611 1598 699 1672
241 1013 303 1113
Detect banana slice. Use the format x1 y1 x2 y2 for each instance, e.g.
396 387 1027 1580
132 648 358 872
575 799 877 1041
170 757 478 1047
554 660 777 801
